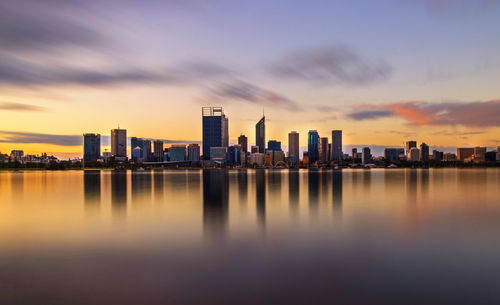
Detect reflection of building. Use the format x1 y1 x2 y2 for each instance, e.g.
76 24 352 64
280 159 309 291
308 130 320 164
111 171 127 213
256 116 265 153
288 131 299 164
361 147 372 164
84 170 101 205
187 144 200 161
332 170 343 215
331 130 342 162
83 133 100 162
457 147 474 161
202 107 227 160
203 170 229 237
111 128 127 158
255 169 266 229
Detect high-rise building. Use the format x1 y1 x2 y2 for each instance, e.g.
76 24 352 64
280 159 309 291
319 137 328 163
202 107 227 160
187 144 200 161
331 130 342 162
238 135 248 154
228 145 242 165
154 140 164 161
131 137 144 161
432 150 444 161
83 133 100 162
288 131 299 163
405 141 417 155
111 128 127 158
267 140 281 151
409 147 420 162
307 130 320 164
144 139 152 161
256 116 265 153
351 148 357 160
361 147 372 164
457 147 474 161
169 145 186 162
420 143 429 161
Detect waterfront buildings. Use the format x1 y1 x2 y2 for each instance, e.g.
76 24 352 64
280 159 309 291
408 147 420 162
238 135 248 154
331 130 342 162
267 140 281 151
288 131 299 164
83 133 100 162
420 143 429 161
202 107 227 160
256 116 265 153
384 148 404 162
250 153 265 166
187 144 200 161
457 148 474 161
319 137 328 163
228 145 242 165
153 140 164 161
444 153 457 162
473 147 486 162
351 148 357 160
169 145 186 161
308 130 320 164
361 147 372 164
210 147 227 161
432 150 444 161
405 141 417 155
111 128 127 159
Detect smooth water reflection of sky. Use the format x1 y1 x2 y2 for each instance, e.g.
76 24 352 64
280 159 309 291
1 169 500 304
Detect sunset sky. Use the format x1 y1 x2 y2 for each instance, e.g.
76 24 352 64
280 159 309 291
1 0 500 158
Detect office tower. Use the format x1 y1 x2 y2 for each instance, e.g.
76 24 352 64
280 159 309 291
331 130 342 162
351 148 357 160
169 145 186 162
83 133 100 162
273 150 285 165
144 139 152 161
228 145 242 165
210 147 227 161
361 147 372 164
457 147 474 161
443 153 457 161
251 146 260 154
238 135 248 154
384 148 401 162
307 130 320 164
154 140 164 161
256 115 265 153
327 144 332 162
420 143 429 161
405 141 417 155
267 140 281 151
288 131 299 164
202 107 227 160
111 128 127 158
187 144 200 161
473 147 486 162
432 150 444 161
409 147 420 161
131 137 144 161
319 137 328 163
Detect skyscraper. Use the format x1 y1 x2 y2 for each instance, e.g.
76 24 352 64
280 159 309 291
288 131 299 163
111 128 127 158
319 137 328 163
420 142 429 161
405 141 417 155
238 135 248 154
331 130 342 162
144 139 152 161
361 147 372 164
187 144 200 161
256 116 265 153
83 133 100 162
308 130 320 164
202 107 227 160
351 148 357 160
267 140 281 151
154 140 164 161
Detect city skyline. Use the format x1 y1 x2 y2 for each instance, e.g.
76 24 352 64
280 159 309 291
1 1 500 158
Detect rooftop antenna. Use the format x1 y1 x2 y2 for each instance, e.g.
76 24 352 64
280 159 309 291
263 108 265 118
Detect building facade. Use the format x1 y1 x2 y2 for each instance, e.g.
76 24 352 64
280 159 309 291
288 131 299 164
169 145 186 162
111 128 127 158
267 140 281 151
361 147 372 164
256 116 265 153
331 130 342 162
307 130 320 164
202 107 227 160
238 135 248 154
187 144 200 161
83 133 100 162
319 137 328 163
153 140 164 162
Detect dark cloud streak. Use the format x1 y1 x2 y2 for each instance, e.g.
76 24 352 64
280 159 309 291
0 102 45 112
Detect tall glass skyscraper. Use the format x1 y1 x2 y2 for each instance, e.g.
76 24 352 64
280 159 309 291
83 133 100 161
111 128 127 158
308 130 320 164
202 107 228 160
331 130 342 162
288 131 299 164
255 116 265 153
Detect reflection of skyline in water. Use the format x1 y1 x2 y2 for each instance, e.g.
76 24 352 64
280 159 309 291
332 171 342 217
202 170 229 238
308 170 319 216
255 169 266 230
289 170 300 217
111 171 127 214
84 170 101 209
131 170 152 205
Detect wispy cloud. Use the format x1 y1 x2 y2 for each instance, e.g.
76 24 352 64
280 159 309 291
0 102 45 112
347 110 394 120
0 131 81 146
269 46 391 86
348 100 500 127
208 80 301 111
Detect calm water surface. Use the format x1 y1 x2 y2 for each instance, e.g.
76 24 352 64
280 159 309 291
1 169 500 304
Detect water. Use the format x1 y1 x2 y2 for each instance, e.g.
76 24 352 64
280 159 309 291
1 169 500 304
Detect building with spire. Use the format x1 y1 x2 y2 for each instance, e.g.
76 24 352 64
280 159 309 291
256 115 265 153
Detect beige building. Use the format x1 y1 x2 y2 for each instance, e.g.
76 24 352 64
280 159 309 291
457 147 474 161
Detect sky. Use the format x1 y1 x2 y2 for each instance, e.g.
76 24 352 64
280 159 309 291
1 0 500 158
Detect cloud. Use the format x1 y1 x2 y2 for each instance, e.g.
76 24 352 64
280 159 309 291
347 110 394 120
0 131 81 146
209 80 301 111
269 46 391 86
0 102 45 112
349 100 500 127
